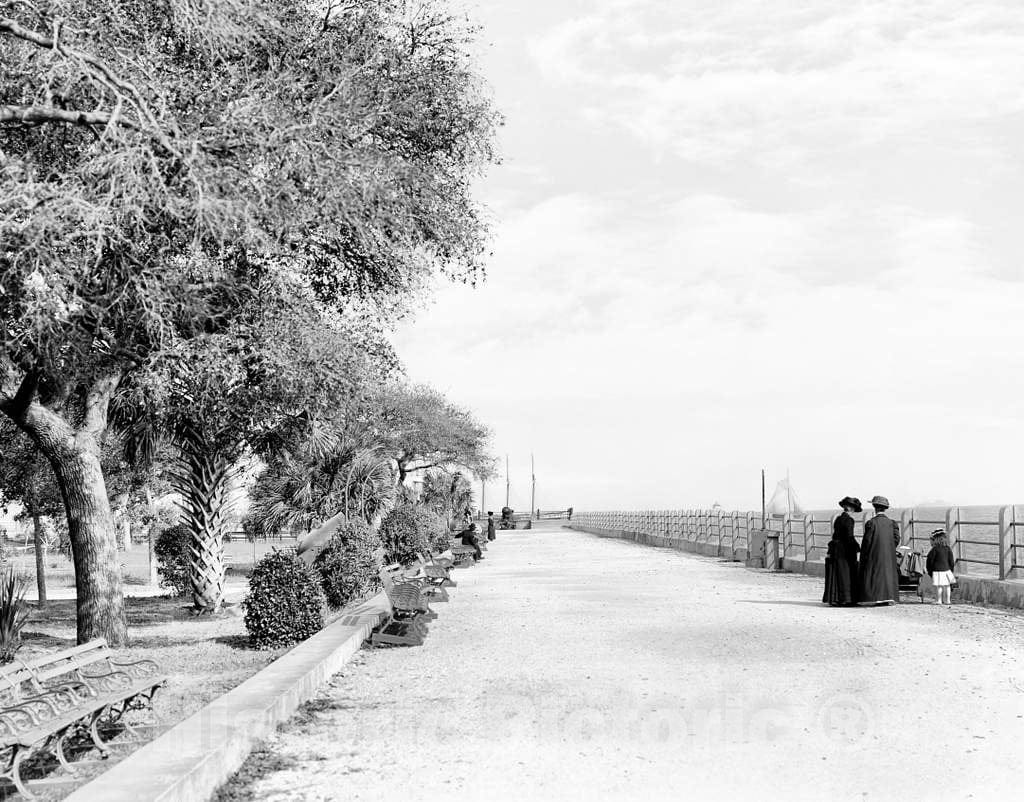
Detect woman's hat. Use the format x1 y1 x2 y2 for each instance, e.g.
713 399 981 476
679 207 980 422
930 528 946 537
838 496 862 513
869 495 890 509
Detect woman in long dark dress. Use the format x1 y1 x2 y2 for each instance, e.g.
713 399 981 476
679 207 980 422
823 496 861 606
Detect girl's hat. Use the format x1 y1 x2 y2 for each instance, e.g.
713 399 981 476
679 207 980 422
930 528 946 537
838 496 862 513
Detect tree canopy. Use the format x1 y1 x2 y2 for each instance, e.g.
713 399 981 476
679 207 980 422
370 382 494 482
0 0 500 642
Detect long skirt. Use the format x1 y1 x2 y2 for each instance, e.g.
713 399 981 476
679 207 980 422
823 554 859 605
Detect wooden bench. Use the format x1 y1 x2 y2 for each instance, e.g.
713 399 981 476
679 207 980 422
387 561 450 604
0 639 165 798
449 544 479 566
370 566 437 647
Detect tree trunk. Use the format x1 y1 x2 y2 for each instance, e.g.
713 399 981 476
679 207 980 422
175 446 230 613
32 513 47 607
144 488 159 585
50 443 129 644
1 374 128 646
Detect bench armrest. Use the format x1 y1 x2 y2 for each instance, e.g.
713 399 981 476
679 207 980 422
78 669 135 693
109 658 161 677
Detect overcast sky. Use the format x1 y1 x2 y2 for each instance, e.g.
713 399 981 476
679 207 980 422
393 0 1024 513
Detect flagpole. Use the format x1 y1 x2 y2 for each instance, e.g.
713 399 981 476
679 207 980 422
531 453 536 519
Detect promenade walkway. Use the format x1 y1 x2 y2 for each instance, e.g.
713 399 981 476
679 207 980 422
223 523 1024 801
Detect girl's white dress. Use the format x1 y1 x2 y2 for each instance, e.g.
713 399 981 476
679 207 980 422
931 570 956 587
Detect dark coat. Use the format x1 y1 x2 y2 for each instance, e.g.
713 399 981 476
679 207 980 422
823 512 860 605
859 513 900 603
926 544 955 575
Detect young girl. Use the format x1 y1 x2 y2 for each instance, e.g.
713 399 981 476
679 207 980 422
926 529 956 606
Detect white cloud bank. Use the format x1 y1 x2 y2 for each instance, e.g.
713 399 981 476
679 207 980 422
394 0 1024 512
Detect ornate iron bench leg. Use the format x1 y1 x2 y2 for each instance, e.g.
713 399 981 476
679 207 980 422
8 745 34 800
87 708 112 757
54 726 78 772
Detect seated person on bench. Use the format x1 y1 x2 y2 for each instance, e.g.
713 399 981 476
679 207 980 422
459 523 484 561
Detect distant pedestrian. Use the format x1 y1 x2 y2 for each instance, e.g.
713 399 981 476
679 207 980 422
859 495 901 605
823 496 861 606
926 529 956 606
486 511 496 541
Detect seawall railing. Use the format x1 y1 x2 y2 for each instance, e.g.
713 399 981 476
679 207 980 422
570 505 1024 582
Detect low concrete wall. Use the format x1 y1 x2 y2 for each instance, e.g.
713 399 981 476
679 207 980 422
566 524 749 562
956 575 1024 608
65 593 390 802
569 523 1024 609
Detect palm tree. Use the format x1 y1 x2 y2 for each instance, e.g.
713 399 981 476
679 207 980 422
419 468 474 529
245 442 396 536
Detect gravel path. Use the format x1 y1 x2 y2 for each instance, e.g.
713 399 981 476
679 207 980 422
221 524 1024 801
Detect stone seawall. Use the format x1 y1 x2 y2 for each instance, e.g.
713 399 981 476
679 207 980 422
566 521 1024 610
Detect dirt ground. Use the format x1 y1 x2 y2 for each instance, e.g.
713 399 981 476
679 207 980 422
21 580 284 731
219 522 1024 802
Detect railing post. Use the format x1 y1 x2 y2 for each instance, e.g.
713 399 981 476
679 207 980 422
803 515 812 560
945 506 960 573
899 509 910 548
999 505 1010 581
716 509 724 556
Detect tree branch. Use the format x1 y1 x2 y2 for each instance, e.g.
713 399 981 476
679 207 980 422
0 17 172 149
0 369 39 422
0 104 142 131
81 373 122 438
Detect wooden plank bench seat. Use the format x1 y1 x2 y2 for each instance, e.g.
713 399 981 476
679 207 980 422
0 639 166 799
370 566 439 647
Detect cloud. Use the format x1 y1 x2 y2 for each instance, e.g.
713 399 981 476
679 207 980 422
392 1 1024 512
529 0 1024 169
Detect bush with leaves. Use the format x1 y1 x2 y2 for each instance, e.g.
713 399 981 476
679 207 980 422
312 519 382 609
243 551 326 649
0 569 29 664
154 524 191 596
421 509 452 554
380 505 448 565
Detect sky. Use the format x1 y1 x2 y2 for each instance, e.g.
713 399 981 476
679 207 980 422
392 0 1024 513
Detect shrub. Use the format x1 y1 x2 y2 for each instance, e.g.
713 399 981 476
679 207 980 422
379 505 448 565
154 524 191 596
0 568 29 664
243 551 325 649
421 509 451 554
312 519 382 609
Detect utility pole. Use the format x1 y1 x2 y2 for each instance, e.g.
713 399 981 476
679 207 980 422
531 453 536 519
505 454 510 507
761 468 766 529
481 479 486 518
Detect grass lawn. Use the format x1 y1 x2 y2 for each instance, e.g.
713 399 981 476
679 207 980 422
20 590 288 732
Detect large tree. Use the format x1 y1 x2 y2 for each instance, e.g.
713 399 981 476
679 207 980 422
122 275 399 612
1 0 499 641
371 383 494 484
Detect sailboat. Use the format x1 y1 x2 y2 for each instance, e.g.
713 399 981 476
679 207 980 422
765 473 804 517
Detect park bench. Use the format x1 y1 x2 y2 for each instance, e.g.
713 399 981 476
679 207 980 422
386 561 449 603
0 639 166 798
370 566 438 647
421 550 457 574
404 554 456 593
449 544 478 566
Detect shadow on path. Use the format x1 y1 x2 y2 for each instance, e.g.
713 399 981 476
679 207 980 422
737 599 825 608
